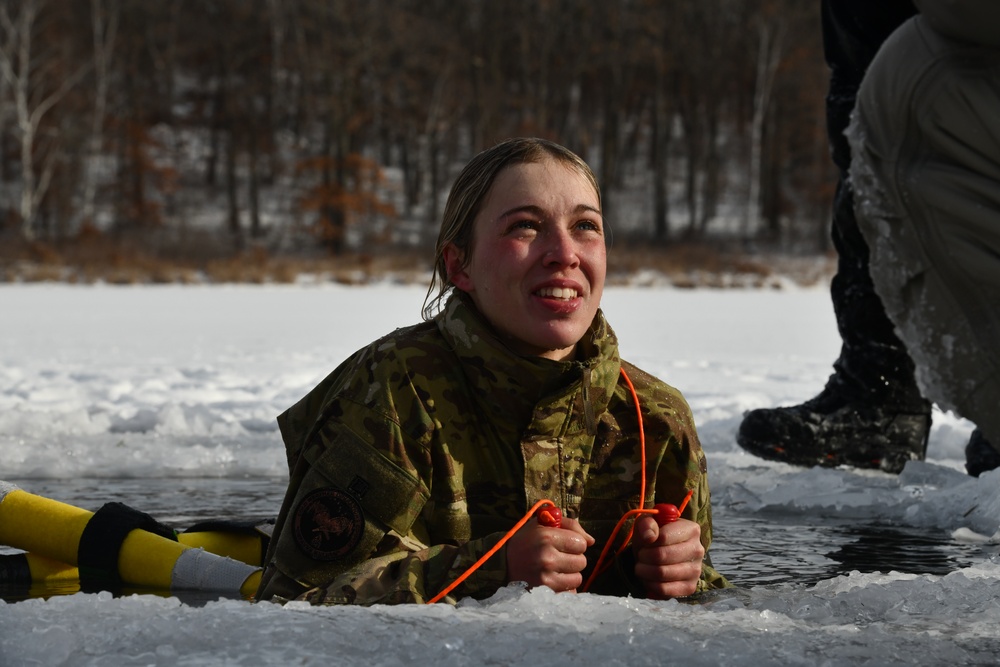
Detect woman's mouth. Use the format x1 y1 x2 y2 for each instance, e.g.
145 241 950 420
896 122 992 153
535 286 579 300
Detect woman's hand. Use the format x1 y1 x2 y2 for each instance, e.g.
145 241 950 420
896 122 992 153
506 517 595 592
632 516 704 599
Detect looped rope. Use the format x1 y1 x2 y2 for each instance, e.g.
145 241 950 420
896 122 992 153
427 367 685 603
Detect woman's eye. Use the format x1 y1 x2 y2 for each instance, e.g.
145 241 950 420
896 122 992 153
577 219 603 233
508 219 538 232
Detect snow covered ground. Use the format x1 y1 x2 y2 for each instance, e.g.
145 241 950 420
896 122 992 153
2 282 999 666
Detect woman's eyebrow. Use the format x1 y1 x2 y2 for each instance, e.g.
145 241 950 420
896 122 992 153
573 203 603 216
496 203 602 221
495 204 544 221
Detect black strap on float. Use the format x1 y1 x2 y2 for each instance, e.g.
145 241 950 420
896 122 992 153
0 553 32 598
77 502 177 587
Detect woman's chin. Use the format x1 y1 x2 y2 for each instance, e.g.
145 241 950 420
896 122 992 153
523 330 591 361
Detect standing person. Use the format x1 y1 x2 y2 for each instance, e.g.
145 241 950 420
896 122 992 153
737 0 931 475
255 138 730 605
847 0 1000 474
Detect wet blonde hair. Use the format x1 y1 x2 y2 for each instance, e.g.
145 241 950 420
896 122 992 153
422 137 601 319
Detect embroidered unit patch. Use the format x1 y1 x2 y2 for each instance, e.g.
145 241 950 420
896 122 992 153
292 488 364 561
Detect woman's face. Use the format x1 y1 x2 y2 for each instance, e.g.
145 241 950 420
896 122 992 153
444 158 606 361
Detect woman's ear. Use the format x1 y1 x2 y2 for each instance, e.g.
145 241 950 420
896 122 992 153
443 243 474 292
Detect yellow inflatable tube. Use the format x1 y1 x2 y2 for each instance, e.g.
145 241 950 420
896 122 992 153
0 483 260 597
178 531 264 567
20 552 80 584
5 532 264 588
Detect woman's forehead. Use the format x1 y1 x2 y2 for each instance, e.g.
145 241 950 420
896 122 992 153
481 159 600 214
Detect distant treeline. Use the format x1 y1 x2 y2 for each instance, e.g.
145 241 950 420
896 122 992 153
0 0 832 257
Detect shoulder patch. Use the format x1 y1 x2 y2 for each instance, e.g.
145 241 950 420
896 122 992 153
293 488 364 561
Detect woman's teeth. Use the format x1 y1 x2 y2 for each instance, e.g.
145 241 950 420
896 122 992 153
536 287 578 300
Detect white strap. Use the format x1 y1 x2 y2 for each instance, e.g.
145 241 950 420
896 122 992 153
0 481 19 503
170 547 259 594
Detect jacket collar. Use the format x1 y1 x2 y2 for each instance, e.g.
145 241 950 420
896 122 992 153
436 292 621 439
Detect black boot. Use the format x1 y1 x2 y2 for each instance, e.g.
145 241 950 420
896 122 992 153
740 0 928 476
965 429 1000 478
737 378 931 474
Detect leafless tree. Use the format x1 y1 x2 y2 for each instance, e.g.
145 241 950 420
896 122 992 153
746 15 786 238
79 0 119 228
0 0 89 239
0 0 830 257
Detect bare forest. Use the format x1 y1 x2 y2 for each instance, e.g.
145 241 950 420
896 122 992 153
0 0 836 283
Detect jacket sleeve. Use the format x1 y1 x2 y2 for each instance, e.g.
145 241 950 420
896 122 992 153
687 465 730 592
260 345 515 605
660 413 731 592
636 373 731 591
295 525 511 605
595 369 731 595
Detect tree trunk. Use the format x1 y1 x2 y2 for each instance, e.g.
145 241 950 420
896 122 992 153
746 19 784 240
650 86 670 241
248 132 262 240
225 131 243 249
81 0 118 228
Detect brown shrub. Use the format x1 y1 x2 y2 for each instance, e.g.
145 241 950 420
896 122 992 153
0 229 832 288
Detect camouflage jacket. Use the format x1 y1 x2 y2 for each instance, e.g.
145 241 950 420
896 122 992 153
256 293 729 605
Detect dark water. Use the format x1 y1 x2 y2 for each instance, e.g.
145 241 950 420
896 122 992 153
710 508 991 588
1 477 992 602
6 477 285 527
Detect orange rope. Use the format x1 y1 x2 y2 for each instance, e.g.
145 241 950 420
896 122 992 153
612 368 646 556
677 488 694 515
426 498 557 604
426 367 687 603
580 508 656 592
578 367 646 588
580 488 694 593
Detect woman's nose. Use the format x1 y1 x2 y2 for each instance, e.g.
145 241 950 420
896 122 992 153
542 228 580 267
